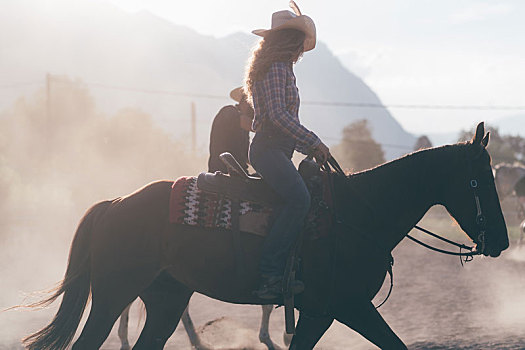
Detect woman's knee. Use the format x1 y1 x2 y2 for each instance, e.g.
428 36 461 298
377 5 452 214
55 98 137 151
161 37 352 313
287 181 311 214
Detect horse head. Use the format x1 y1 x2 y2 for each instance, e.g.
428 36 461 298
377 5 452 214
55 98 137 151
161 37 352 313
442 122 509 257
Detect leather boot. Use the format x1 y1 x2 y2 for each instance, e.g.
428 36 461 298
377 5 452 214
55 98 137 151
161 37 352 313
254 275 305 300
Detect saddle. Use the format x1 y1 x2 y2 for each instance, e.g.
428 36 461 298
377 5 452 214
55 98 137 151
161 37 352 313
197 153 281 205
196 152 330 335
197 152 324 209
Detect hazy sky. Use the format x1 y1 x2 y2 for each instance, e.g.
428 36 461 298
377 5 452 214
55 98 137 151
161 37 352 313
105 0 525 135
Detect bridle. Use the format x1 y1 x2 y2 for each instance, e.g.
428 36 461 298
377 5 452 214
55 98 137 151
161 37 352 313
324 151 488 258
407 172 486 259
321 149 491 308
404 147 490 258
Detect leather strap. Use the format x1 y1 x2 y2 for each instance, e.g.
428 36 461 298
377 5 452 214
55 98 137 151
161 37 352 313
230 199 244 281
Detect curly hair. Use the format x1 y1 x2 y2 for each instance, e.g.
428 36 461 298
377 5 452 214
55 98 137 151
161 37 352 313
243 29 306 105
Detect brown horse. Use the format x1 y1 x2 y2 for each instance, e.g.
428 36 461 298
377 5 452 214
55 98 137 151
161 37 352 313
23 122 508 350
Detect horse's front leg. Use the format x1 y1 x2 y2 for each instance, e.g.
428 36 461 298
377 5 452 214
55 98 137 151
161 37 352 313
180 306 210 350
333 299 407 350
289 312 333 350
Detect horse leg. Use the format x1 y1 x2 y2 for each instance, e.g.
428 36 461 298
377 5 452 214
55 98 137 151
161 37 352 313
283 332 293 347
259 304 278 350
72 263 160 350
333 300 407 350
180 305 210 350
288 312 333 350
133 273 194 350
72 291 137 350
118 303 132 350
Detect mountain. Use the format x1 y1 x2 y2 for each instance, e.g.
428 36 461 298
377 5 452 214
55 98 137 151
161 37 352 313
0 0 416 159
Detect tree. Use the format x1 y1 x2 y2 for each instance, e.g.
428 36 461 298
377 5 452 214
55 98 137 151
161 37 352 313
332 119 385 172
414 135 433 151
458 125 525 165
0 77 205 240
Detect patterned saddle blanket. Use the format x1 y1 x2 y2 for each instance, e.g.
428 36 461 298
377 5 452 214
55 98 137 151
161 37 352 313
169 176 273 236
169 169 334 238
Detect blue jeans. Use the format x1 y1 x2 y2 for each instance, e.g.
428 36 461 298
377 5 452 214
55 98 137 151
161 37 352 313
249 133 311 277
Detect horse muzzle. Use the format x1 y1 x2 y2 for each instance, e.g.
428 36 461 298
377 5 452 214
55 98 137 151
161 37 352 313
478 230 509 257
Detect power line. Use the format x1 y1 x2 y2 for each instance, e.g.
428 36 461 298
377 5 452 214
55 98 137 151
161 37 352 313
51 77 229 100
48 77 525 111
14 75 510 152
0 81 42 89
7 76 523 154
320 136 415 151
302 100 525 111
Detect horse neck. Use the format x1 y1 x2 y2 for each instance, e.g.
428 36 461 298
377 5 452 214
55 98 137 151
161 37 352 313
336 145 462 252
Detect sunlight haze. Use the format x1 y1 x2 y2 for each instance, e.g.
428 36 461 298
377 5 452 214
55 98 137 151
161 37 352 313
2 1 525 348
107 0 525 135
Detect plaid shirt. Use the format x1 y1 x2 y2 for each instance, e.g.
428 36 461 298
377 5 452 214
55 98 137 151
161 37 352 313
252 61 321 155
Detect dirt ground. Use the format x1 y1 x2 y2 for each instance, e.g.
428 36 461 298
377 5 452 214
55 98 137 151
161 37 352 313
101 210 525 350
95 242 525 350
3 208 525 350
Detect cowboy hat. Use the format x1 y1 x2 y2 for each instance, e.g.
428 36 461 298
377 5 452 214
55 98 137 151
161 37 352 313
229 87 245 103
252 1 316 52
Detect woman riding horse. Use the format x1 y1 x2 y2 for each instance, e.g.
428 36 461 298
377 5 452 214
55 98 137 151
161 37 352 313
22 122 509 350
245 4 330 299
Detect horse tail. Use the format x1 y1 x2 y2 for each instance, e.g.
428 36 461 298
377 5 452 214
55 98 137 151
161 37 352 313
22 200 112 350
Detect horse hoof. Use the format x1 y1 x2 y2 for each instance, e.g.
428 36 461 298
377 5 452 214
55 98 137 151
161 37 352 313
283 332 293 346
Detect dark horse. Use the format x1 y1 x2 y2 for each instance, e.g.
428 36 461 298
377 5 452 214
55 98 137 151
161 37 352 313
24 123 508 349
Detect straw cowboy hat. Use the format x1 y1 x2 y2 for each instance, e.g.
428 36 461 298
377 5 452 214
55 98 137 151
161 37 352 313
229 87 244 103
252 1 316 52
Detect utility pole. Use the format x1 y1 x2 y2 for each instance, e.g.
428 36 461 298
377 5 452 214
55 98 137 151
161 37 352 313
191 101 196 155
45 73 52 149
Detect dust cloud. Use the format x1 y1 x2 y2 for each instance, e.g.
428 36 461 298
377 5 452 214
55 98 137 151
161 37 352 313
2 81 525 349
0 78 205 347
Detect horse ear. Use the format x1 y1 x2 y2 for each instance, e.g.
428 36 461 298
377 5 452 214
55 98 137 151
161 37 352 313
481 132 490 148
472 122 485 145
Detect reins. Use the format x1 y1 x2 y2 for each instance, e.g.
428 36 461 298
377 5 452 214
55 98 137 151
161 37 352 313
324 157 394 309
321 154 486 308
407 147 488 259
408 226 480 257
325 155 484 258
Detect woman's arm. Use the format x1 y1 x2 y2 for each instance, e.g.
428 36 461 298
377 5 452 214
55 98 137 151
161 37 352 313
261 62 321 154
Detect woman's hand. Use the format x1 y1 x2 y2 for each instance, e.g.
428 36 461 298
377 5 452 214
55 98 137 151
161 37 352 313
313 142 330 165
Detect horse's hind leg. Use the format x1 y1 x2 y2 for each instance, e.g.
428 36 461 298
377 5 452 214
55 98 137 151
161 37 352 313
133 272 193 350
73 265 159 350
259 304 278 349
72 288 138 350
118 303 133 350
289 312 333 350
